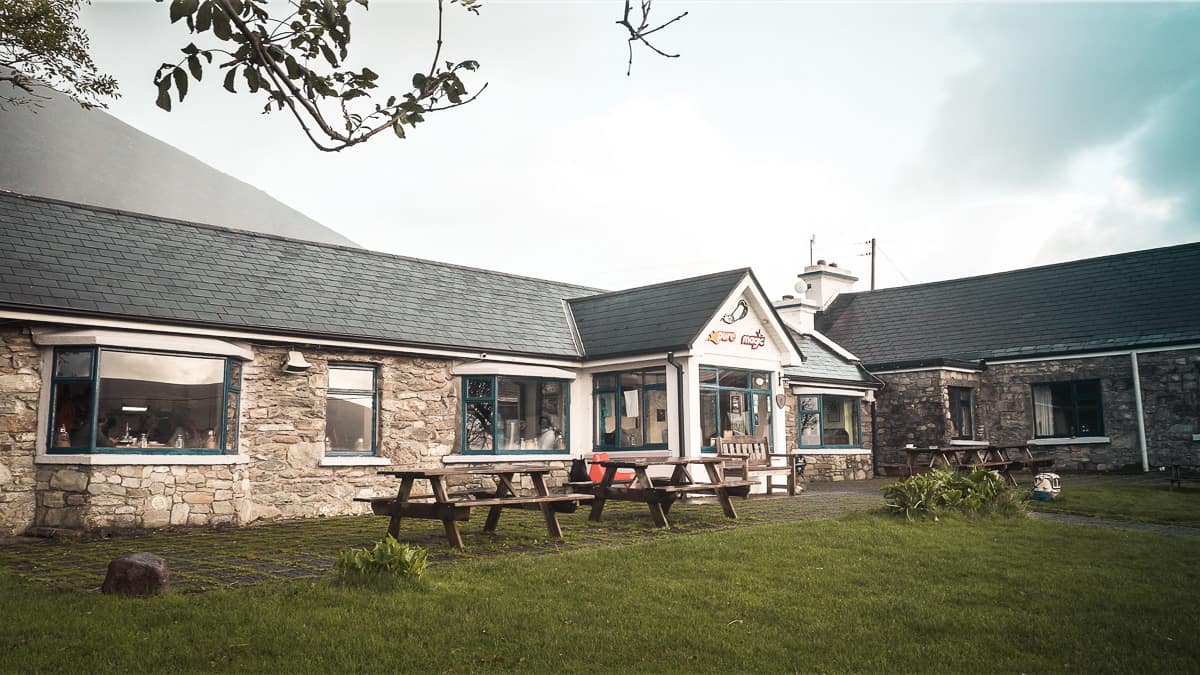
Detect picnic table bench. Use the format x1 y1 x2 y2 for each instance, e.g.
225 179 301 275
355 465 593 550
715 435 804 496
578 457 754 528
898 444 1054 486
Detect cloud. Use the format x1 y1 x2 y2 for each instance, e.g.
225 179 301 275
918 5 1200 190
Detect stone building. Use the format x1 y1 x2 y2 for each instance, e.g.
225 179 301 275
0 191 872 535
796 245 1200 472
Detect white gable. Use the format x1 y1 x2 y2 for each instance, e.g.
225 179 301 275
690 277 800 367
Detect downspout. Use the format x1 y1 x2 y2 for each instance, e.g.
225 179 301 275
667 351 686 458
870 399 879 477
1131 351 1149 472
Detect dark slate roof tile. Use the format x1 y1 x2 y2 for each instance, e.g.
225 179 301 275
0 191 601 357
816 242 1200 366
567 269 749 359
783 332 877 385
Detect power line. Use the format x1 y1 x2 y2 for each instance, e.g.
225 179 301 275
876 243 911 285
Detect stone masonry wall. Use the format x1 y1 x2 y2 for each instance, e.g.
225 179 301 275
241 345 461 522
33 464 250 532
783 395 874 481
1136 349 1200 468
980 356 1138 471
0 326 39 535
873 369 981 465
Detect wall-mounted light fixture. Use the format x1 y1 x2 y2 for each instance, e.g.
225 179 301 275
283 349 312 374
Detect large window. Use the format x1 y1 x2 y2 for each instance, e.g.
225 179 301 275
949 387 974 440
326 364 377 455
796 395 860 448
48 347 240 454
593 368 668 450
462 376 568 454
699 367 772 451
1032 380 1103 438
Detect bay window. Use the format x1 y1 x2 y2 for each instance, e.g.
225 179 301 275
699 367 772 451
462 376 568 454
796 394 860 448
593 368 668 451
48 347 241 454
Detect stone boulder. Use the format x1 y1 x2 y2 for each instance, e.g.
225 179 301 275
101 553 169 596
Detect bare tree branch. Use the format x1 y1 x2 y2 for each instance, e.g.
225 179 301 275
616 0 687 76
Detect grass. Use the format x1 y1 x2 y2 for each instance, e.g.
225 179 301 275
1028 481 1200 527
1 513 1198 673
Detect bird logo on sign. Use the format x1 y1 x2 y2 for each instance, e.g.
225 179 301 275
721 299 749 324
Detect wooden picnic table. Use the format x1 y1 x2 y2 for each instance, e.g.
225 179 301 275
582 457 754 528
899 444 1053 486
355 465 593 550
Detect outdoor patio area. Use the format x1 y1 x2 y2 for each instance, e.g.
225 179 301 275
0 480 890 593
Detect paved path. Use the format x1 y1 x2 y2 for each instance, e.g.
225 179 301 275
1030 512 1200 537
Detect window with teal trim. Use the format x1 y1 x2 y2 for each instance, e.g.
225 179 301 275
325 364 377 455
593 368 668 450
699 366 773 451
796 394 860 448
48 347 240 454
461 376 568 454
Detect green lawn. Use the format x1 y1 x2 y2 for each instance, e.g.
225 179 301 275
2 514 1197 673
1028 481 1200 527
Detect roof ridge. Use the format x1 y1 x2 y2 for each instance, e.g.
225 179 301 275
565 267 750 303
0 189 605 295
837 239 1200 300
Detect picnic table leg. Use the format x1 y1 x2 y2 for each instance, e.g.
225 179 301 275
704 462 738 520
483 472 516 533
430 477 465 551
386 477 415 539
639 468 671 528
588 466 617 522
530 473 563 539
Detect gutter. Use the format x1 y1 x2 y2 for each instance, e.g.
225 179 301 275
1131 352 1149 472
667 351 686 458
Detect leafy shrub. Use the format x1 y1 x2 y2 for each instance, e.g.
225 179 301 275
335 536 428 588
883 469 1026 520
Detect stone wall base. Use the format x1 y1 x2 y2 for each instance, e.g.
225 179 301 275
34 464 251 533
798 453 873 482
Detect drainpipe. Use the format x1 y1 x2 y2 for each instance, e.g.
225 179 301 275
870 399 878 476
1131 351 1149 472
667 352 686 458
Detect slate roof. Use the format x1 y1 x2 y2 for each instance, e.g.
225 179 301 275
783 332 878 386
816 241 1200 367
566 269 750 359
0 191 601 357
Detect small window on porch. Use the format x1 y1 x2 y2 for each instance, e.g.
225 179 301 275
949 387 974 441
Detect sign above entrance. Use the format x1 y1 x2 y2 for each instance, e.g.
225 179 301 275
704 328 767 350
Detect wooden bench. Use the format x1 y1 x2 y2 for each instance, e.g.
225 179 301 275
716 435 803 496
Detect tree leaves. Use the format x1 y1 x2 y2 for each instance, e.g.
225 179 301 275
149 0 487 150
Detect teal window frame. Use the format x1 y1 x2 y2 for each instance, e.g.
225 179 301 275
460 375 570 455
698 366 773 454
46 346 238 456
325 363 379 457
795 394 862 449
592 367 668 452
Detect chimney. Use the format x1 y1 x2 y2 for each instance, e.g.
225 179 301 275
773 261 858 333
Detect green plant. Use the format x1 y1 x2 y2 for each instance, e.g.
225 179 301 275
883 469 1026 520
335 536 427 588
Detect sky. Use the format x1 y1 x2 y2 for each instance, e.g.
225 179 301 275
73 1 1200 299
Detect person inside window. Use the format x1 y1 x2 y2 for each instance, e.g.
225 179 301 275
538 416 557 450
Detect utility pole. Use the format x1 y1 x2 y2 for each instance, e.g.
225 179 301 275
869 238 877 290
